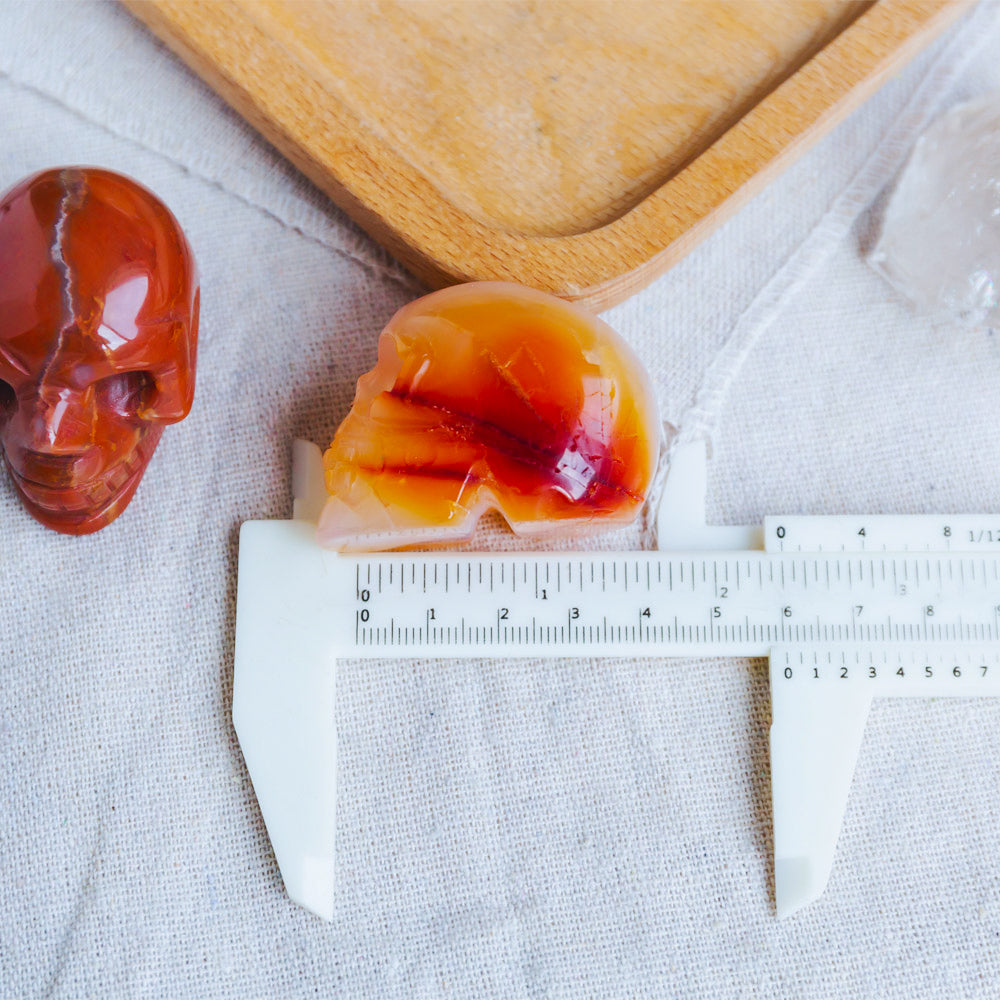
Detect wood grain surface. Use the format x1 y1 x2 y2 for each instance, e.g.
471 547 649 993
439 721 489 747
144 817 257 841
123 0 967 309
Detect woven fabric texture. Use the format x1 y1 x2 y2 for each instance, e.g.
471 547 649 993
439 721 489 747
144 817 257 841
4 2 1000 997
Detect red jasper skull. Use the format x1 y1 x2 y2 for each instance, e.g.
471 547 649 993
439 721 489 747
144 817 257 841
0 167 198 534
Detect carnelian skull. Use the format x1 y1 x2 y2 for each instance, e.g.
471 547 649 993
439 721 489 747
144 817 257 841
319 282 659 551
0 167 198 534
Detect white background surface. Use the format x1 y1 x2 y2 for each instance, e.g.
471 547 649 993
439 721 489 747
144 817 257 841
5 2 1000 996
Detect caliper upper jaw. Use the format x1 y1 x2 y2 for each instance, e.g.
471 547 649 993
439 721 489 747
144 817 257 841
656 439 762 552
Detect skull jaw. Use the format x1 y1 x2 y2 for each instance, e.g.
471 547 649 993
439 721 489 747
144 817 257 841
3 426 163 535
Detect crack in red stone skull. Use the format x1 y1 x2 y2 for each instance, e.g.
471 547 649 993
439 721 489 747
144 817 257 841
0 167 198 534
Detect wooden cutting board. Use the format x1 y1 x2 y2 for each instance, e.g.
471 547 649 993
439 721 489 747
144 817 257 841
124 0 966 309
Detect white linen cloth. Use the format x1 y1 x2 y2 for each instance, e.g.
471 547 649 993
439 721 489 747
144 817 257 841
5 2 1000 996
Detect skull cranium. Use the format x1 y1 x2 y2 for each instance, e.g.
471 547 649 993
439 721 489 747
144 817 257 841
0 167 198 534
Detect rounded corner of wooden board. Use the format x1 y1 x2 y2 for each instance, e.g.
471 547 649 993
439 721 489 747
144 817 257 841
126 0 968 311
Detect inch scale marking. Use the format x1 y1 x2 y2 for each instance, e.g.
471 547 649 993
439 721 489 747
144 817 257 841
343 551 1000 656
233 441 1000 921
766 514 1000 553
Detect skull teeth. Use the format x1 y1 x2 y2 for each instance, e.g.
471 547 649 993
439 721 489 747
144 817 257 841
12 452 141 512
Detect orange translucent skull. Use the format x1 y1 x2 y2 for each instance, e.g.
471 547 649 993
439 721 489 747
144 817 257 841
319 282 659 551
0 167 198 534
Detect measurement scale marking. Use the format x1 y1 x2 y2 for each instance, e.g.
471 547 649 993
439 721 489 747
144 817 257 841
343 552 1000 658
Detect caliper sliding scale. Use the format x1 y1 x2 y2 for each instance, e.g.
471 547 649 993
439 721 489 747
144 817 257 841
234 440 1000 921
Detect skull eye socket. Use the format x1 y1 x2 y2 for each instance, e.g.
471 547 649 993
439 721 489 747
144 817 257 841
0 380 14 425
97 371 157 417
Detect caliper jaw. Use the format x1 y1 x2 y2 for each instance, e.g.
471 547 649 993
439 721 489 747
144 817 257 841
233 441 339 920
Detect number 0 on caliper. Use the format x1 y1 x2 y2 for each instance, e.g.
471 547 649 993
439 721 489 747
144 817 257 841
233 441 1000 920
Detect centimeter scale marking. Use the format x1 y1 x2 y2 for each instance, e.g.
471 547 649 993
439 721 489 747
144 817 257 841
342 550 1000 659
232 440 1000 922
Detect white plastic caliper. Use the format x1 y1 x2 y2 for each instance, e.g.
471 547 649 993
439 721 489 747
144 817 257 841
234 440 1000 920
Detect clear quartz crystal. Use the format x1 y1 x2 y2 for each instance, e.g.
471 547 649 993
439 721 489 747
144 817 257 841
870 95 1000 326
